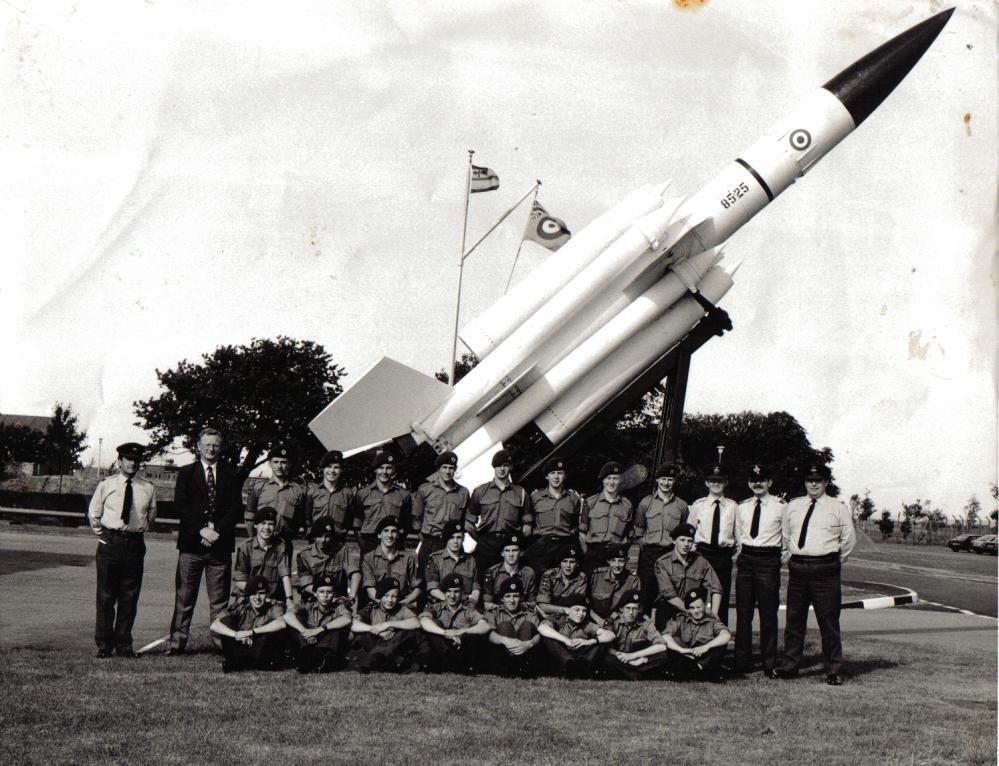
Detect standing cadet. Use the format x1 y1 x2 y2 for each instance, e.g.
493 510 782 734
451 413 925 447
588 543 642 622
306 450 355 549
482 532 538 609
354 449 411 554
603 590 670 680
688 465 737 625
294 519 361 605
233 507 294 604
244 445 308 565
283 573 353 672
425 520 481 604
351 576 427 673
777 464 856 686
633 463 689 612
653 522 722 629
522 458 582 576
578 461 634 574
484 578 542 677
537 594 615 678
411 451 470 574
360 516 423 608
733 463 786 676
467 449 532 572
419 573 491 673
88 442 158 658
535 546 589 618
662 588 732 682
210 574 287 672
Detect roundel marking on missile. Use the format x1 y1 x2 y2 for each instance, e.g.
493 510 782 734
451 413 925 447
537 216 568 240
789 129 812 151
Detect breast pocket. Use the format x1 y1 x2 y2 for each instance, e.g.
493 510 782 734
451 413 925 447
498 494 524 528
588 505 610 538
645 508 664 539
536 502 558 531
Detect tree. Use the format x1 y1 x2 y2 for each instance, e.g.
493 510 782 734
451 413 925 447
40 402 88 474
964 496 981 530
134 337 345 477
877 510 895 540
851 490 877 522
0 423 45 477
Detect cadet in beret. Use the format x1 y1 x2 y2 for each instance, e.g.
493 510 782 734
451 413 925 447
588 543 642 621
603 589 670 681
468 449 532 572
522 458 582 576
688 465 738 625
360 516 423 607
306 450 356 546
777 464 855 686
734 463 786 676
662 588 732 681
283 573 353 673
579 461 634 574
294 519 360 605
210 574 287 672
233 506 293 604
88 442 158 657
352 449 412 554
653 522 722 630
537 594 615 678
419 573 491 673
351 576 427 673
536 546 589 618
411 451 471 574
425 520 480 604
482 532 537 609
484 578 542 677
633 462 689 612
244 444 308 565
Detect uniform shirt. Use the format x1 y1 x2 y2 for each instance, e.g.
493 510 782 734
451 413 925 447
411 476 470 536
294 601 351 630
654 550 722 603
245 478 308 534
588 567 641 616
295 543 360 591
579 493 634 544
735 494 787 548
469 480 531 534
665 612 727 649
88 472 158 533
353 482 412 536
783 493 856 560
358 602 418 626
425 549 480 595
530 487 582 537
633 494 689 547
361 547 423 594
220 600 285 631
485 606 539 633
689 496 738 547
483 563 538 605
545 613 600 641
419 601 485 630
306 481 356 534
608 615 665 652
536 568 589 606
234 537 290 598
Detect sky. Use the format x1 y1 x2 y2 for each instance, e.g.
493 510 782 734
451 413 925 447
1 0 995 518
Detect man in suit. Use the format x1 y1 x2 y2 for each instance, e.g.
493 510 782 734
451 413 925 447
167 427 243 655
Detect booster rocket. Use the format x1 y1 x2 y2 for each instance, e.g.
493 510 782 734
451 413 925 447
309 9 953 487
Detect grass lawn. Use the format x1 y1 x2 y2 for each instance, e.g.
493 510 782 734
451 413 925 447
1 633 994 766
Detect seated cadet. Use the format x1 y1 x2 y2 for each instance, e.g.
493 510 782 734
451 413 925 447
536 546 589 618
351 576 427 673
652 522 722 630
283 573 353 673
484 578 542 677
538 594 615 678
482 532 537 609
210 574 287 672
662 588 732 682
233 506 293 605
602 590 669 681
588 543 641 622
294 519 361 603
425 520 481 604
419 573 491 673
361 516 423 608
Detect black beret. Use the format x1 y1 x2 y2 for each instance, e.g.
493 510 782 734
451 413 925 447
619 589 642 608
705 465 727 482
491 449 513 467
500 532 523 549
544 458 567 475
309 519 335 539
606 543 629 560
314 574 337 591
319 450 343 469
371 449 396 470
497 577 524 596
561 546 581 562
435 451 458 468
562 593 589 609
655 462 679 479
376 577 401 598
268 444 291 460
441 573 464 591
245 574 269 595
116 442 145 460
803 464 831 481
442 520 465 539
671 522 696 540
254 506 278 523
684 587 707 607
598 461 622 480
748 463 772 481
375 516 400 534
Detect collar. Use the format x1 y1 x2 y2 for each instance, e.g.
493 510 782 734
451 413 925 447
492 477 512 491
601 491 621 503
322 479 341 492
267 477 289 488
253 537 274 550
377 545 400 559
655 491 675 503
201 460 218 473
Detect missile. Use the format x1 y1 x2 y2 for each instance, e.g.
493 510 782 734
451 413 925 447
308 9 953 477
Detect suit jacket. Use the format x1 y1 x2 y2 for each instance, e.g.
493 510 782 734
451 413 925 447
174 461 243 555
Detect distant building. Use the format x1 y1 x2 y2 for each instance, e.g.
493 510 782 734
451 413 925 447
0 413 49 476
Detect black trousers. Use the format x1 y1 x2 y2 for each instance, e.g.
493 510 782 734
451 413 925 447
94 532 145 652
417 534 445 577
169 550 232 650
486 622 541 677
522 535 575 576
425 633 484 673
782 554 843 675
734 548 781 671
541 637 607 678
473 532 509 572
696 544 735 625
353 631 429 672
581 541 613 575
291 627 349 672
220 631 285 670
601 641 670 681
637 544 672 612
668 645 727 679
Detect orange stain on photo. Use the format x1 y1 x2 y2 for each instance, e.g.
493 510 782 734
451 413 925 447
963 112 971 136
673 0 710 10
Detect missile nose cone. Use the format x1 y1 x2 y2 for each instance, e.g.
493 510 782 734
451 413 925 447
823 8 954 127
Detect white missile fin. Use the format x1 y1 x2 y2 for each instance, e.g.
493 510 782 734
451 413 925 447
725 259 745 278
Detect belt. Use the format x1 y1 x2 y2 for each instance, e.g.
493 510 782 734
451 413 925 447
790 552 839 563
740 545 781 555
102 526 143 538
696 543 736 556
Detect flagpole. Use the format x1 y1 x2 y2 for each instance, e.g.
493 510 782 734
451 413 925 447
450 150 474 386
504 182 541 294
462 180 540 262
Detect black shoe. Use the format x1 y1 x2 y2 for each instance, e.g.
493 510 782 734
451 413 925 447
765 668 781 679
165 647 186 657
825 673 843 686
221 659 236 673
115 648 136 658
774 668 798 680
96 648 113 659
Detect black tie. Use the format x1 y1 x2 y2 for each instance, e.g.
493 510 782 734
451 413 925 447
710 500 720 547
797 499 817 549
121 478 133 526
206 466 217 516
750 498 762 539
